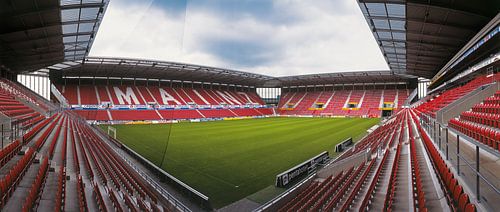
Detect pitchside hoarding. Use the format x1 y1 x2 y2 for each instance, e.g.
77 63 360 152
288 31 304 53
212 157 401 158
275 151 329 187
335 137 353 152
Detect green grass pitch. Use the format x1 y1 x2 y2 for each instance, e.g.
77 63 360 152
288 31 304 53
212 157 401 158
101 117 379 208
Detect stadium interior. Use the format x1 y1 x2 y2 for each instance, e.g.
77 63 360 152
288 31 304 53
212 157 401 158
0 0 499 212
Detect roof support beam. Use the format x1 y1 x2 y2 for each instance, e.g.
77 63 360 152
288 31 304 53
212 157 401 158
407 2 491 21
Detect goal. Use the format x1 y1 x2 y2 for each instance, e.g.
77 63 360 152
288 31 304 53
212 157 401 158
107 126 117 139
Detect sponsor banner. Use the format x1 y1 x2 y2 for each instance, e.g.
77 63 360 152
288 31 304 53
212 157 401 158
275 151 329 187
198 105 212 109
80 105 99 109
159 105 175 109
135 105 149 110
112 105 131 110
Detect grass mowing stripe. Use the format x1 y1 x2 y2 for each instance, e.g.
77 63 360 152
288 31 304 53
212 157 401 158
101 117 379 208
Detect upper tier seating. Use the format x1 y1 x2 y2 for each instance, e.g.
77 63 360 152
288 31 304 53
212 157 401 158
449 90 500 152
0 86 42 128
0 79 54 113
58 85 265 106
417 73 499 117
58 85 271 121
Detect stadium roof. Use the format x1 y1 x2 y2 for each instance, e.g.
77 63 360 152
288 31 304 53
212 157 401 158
0 0 109 73
277 71 411 87
51 56 411 87
358 0 499 79
54 57 276 87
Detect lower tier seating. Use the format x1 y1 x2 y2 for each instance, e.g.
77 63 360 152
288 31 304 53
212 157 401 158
0 110 180 211
277 110 478 212
73 108 274 121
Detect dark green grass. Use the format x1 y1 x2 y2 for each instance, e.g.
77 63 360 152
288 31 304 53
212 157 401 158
101 117 379 208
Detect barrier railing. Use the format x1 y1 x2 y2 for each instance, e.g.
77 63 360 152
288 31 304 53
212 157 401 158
50 84 69 108
417 112 500 211
436 82 498 124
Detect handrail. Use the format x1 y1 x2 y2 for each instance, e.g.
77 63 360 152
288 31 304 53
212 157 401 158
404 88 418 106
413 110 500 209
51 83 70 108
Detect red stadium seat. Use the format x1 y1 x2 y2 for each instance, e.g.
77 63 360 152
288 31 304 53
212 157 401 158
465 203 477 212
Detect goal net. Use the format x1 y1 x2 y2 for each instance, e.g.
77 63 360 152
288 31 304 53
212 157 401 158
107 126 117 139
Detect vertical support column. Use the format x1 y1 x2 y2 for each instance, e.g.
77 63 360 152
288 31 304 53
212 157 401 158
433 121 436 142
10 123 13 143
446 128 449 160
457 134 460 176
476 145 480 202
438 124 442 150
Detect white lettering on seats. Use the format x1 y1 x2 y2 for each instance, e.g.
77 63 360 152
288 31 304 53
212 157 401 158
193 90 210 105
159 88 181 105
237 92 253 104
113 86 140 105
216 91 242 105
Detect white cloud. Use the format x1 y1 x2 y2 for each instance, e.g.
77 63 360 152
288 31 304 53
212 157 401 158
90 0 388 77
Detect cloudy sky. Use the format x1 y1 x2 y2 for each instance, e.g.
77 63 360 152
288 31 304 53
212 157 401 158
90 0 389 76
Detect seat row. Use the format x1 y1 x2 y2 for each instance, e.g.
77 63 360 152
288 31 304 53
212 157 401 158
0 79 52 112
48 117 65 159
411 110 477 212
408 114 427 210
55 167 66 212
0 140 21 168
299 172 346 211
73 119 167 211
310 167 355 211
33 114 62 150
22 114 56 144
417 73 499 117
76 176 87 211
359 145 392 211
360 111 406 211
482 92 500 104
21 156 49 211
0 147 36 207
449 119 500 151
470 103 500 114
336 118 396 161
383 119 405 210
460 111 499 129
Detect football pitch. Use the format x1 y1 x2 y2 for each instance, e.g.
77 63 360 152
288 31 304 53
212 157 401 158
101 117 379 208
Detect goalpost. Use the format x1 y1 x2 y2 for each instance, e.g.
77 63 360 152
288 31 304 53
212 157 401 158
107 126 117 139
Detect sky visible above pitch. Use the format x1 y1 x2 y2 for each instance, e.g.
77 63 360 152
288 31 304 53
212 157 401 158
90 0 389 76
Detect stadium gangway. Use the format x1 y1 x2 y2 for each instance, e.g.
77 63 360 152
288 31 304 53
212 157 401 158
411 110 488 211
